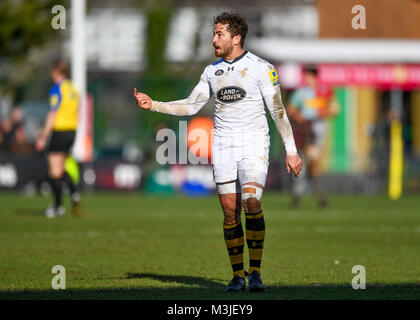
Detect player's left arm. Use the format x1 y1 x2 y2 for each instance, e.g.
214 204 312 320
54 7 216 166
36 111 57 152
260 66 303 177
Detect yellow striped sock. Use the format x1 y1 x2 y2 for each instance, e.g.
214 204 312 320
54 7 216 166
224 221 245 278
245 210 265 274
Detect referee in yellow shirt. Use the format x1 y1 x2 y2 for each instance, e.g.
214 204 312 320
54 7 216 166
36 61 82 218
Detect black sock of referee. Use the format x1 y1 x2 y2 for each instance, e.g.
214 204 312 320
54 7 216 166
63 172 76 196
50 177 63 209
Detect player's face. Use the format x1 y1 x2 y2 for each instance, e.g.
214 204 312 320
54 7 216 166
212 23 234 58
50 68 61 82
303 72 317 87
51 68 65 83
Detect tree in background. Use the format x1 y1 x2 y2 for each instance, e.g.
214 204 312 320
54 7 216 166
0 0 68 101
136 0 181 151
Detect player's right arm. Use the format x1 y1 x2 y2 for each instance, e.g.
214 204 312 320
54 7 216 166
134 69 211 116
36 84 60 151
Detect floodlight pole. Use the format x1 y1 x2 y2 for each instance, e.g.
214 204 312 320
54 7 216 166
71 0 87 162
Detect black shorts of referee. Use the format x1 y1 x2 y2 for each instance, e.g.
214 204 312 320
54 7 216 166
48 130 76 154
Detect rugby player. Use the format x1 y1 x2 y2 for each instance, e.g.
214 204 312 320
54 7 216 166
36 61 82 218
286 66 339 208
134 12 302 292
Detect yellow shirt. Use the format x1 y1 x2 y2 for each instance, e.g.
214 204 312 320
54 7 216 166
49 79 79 131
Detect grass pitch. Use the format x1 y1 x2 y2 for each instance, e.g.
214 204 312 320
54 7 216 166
0 192 419 300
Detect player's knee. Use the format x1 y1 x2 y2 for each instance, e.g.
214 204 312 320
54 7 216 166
241 184 263 213
221 201 241 223
246 197 261 213
222 203 240 217
224 213 241 225
306 145 321 161
223 210 240 225
49 167 64 179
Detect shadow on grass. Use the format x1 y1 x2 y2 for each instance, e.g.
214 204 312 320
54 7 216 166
14 208 45 217
125 273 226 289
1 273 419 300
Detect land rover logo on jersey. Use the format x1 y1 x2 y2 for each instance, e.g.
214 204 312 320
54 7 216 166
216 87 246 103
215 69 224 76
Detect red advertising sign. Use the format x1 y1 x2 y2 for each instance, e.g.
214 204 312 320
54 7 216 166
318 64 420 89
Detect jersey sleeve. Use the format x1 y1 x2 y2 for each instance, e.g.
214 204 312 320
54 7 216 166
49 84 62 111
259 64 297 156
150 67 212 116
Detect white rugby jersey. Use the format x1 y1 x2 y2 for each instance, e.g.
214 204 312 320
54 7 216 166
150 51 297 155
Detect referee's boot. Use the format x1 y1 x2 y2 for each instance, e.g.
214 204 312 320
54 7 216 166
225 275 246 292
248 270 265 292
45 205 65 218
71 192 83 217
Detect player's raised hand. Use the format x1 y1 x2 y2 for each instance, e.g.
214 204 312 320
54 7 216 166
286 154 303 177
133 88 152 110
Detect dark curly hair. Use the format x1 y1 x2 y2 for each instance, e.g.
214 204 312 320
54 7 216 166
213 12 248 47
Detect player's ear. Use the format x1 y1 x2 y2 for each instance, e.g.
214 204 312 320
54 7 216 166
233 35 241 46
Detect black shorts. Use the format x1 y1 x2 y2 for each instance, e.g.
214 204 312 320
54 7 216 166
48 131 76 153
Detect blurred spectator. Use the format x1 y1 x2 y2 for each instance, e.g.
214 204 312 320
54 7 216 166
0 106 34 154
286 65 340 208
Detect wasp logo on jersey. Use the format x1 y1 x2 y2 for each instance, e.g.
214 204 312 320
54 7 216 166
216 86 246 103
269 69 280 87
